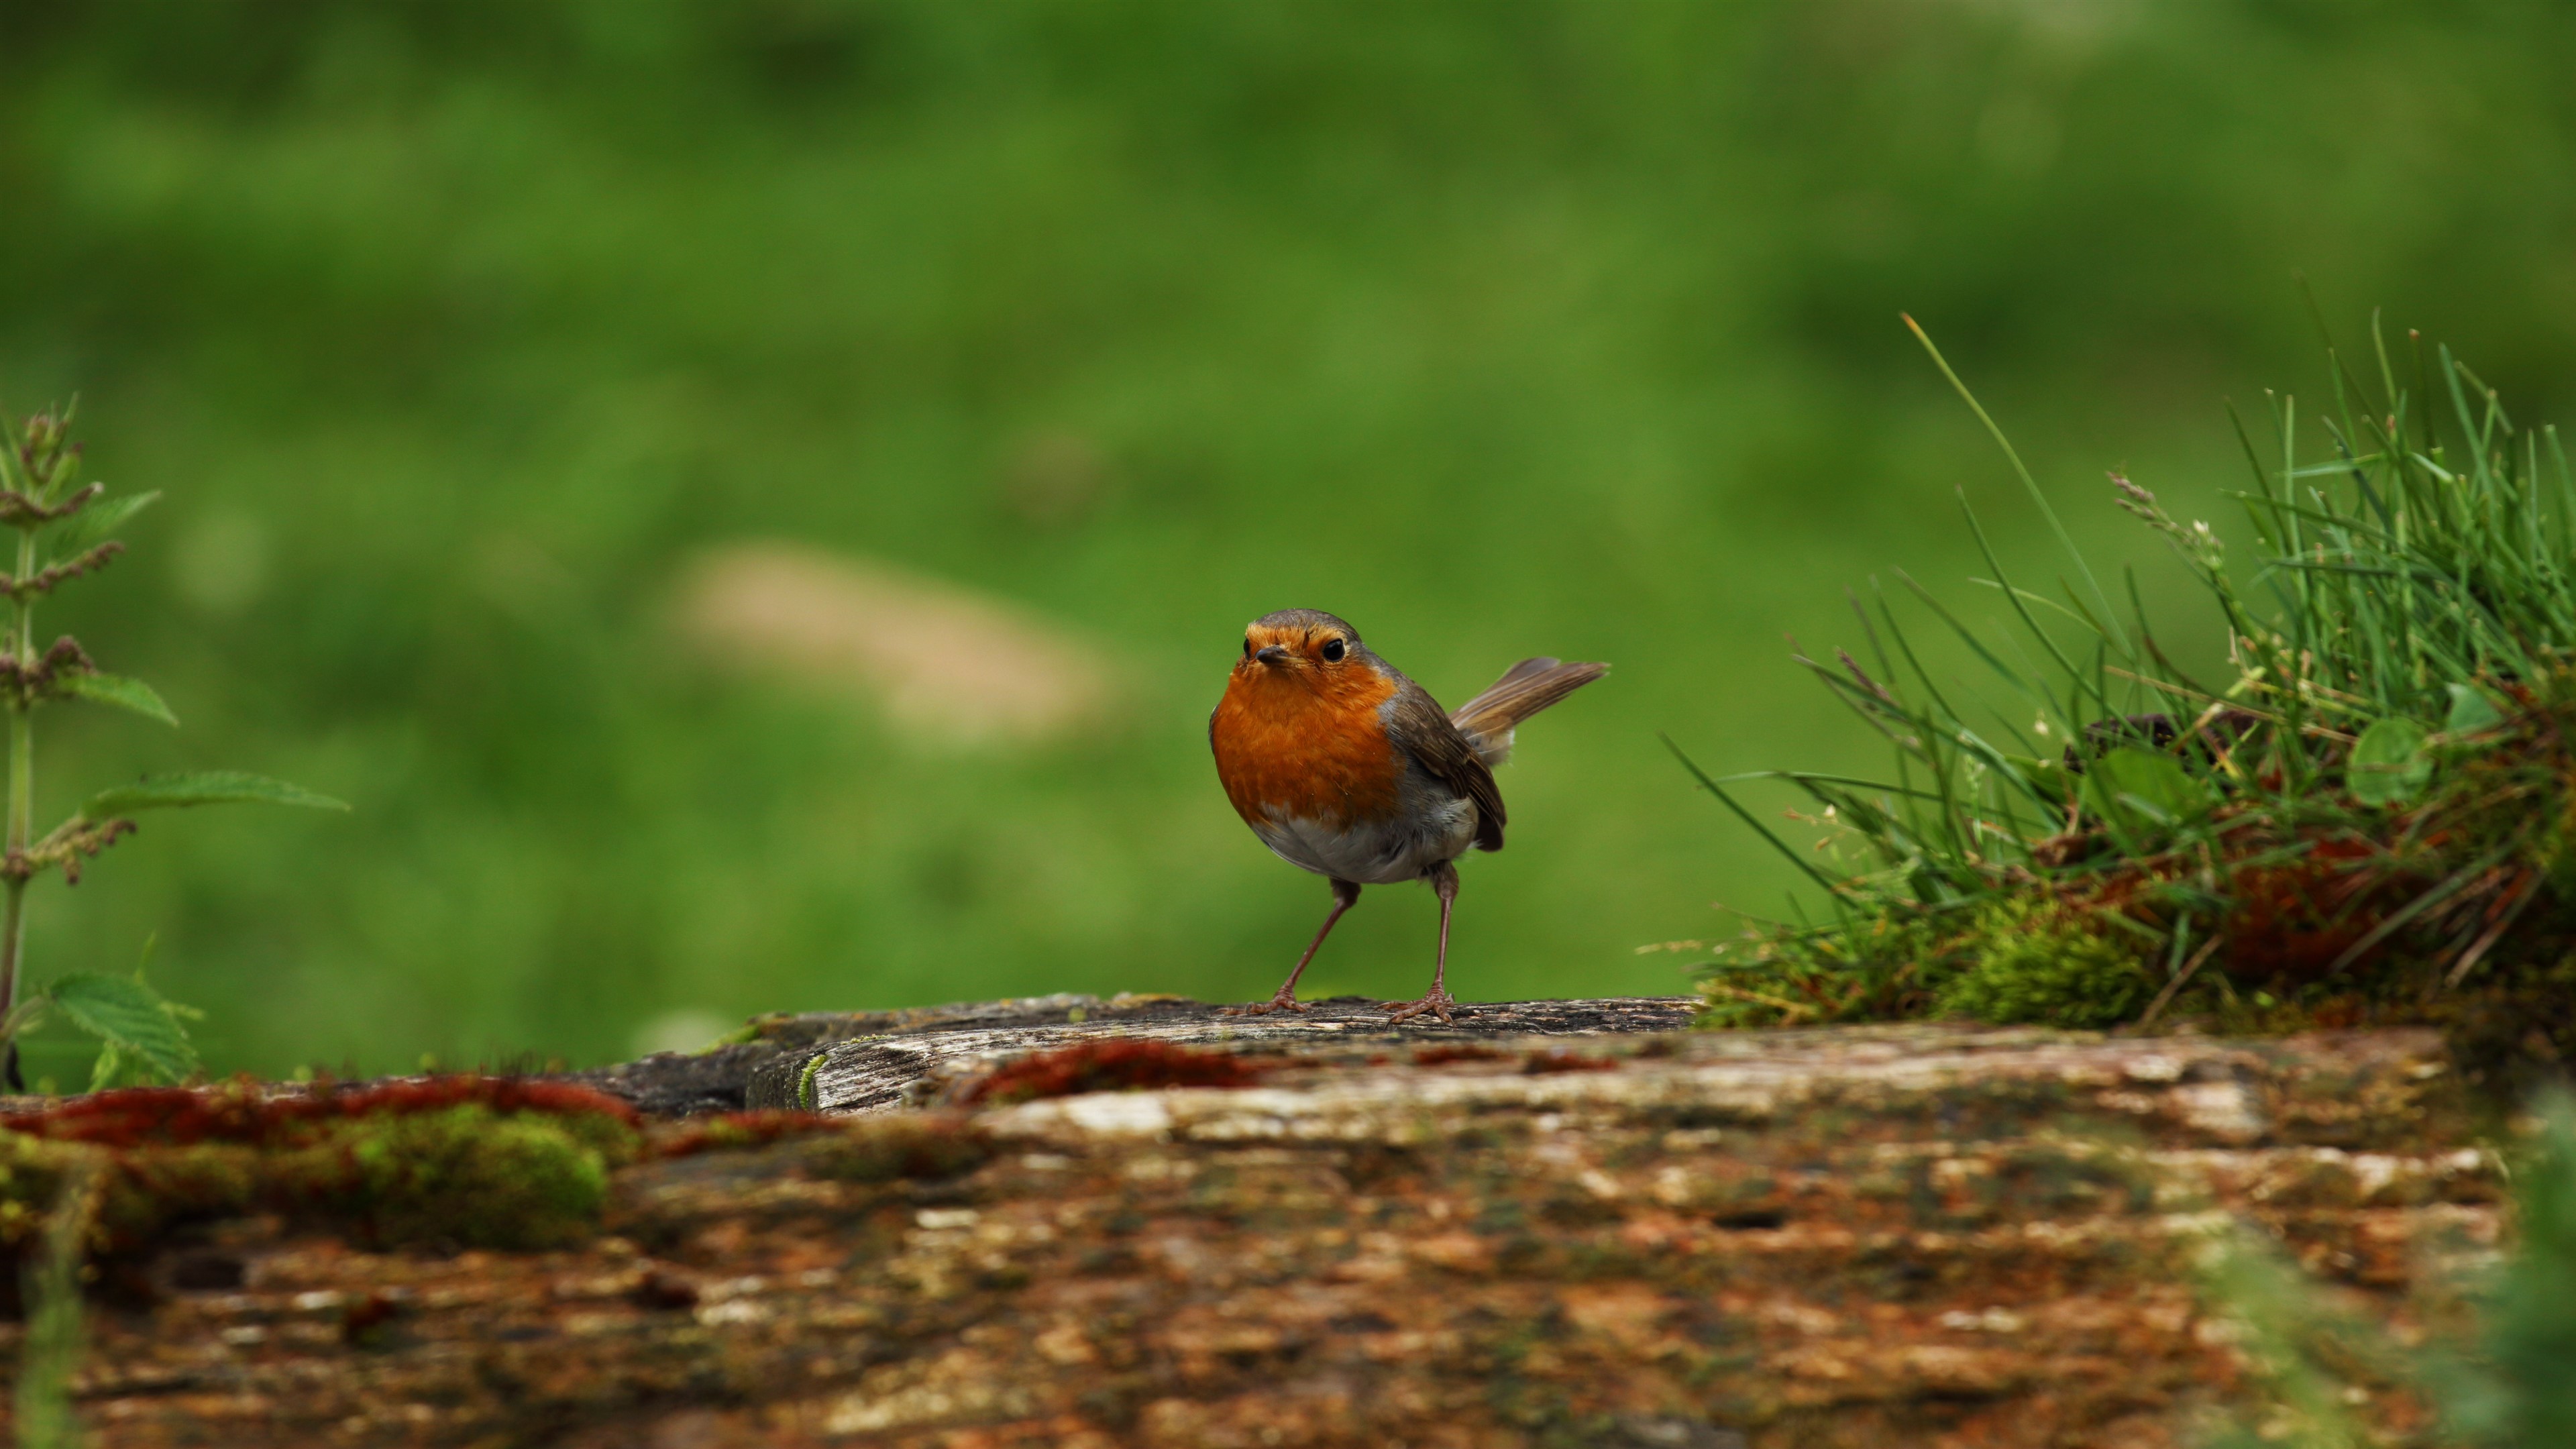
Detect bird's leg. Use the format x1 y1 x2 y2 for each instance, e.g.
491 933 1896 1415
1230 877 1361 1016
1383 861 1463 1024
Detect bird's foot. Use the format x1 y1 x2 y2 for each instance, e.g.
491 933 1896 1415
1224 991 1311 1018
1379 989 1462 1025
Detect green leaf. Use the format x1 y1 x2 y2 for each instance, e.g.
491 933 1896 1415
2444 682 2506 736
56 671 176 726
2085 746 2216 833
2349 718 2433 806
47 971 197 1085
82 770 347 820
46 489 159 555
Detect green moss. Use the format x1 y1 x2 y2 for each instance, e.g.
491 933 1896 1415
1935 902 2155 1029
0 1132 83 1249
107 1142 261 1244
5 1099 640 1254
1695 912 1957 1030
312 1105 620 1250
2538 796 2576 905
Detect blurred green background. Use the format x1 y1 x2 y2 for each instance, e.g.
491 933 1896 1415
0 0 2571 1078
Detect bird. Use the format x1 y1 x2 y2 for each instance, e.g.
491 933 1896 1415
1209 608 1607 1023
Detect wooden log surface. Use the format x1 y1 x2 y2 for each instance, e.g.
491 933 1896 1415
572 993 1708 1116
7 1002 2500 1448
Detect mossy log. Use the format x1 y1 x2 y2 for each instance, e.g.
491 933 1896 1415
0 1004 2500 1448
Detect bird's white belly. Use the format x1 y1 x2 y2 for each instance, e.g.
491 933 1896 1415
1252 792 1479 885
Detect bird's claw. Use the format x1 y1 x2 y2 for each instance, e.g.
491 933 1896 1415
1379 991 1460 1025
1224 993 1311 1018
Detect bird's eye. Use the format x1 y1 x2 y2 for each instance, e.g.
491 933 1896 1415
1321 638 1347 663
1242 638 1253 658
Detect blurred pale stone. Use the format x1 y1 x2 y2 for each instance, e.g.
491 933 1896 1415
674 542 1113 746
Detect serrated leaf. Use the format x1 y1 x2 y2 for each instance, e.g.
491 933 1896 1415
48 971 197 1084
57 671 176 726
2350 718 2433 806
46 489 160 555
2084 746 2216 833
81 771 348 820
2443 682 2506 736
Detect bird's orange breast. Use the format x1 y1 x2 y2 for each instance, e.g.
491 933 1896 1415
1212 662 1405 830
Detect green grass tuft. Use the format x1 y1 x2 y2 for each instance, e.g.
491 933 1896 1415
1684 317 2576 1085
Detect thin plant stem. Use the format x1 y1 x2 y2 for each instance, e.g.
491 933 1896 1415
1 523 34 1052
1904 313 2132 659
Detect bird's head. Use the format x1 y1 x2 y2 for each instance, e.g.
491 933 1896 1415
1233 608 1368 692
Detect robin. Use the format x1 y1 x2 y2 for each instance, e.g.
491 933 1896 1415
1210 608 1607 1022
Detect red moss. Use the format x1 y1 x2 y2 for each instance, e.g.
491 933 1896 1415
1413 1044 1511 1067
2 1074 639 1150
959 1040 1265 1106
631 1269 700 1311
341 1291 402 1346
2224 837 2406 984
1521 1049 1619 1075
647 1111 841 1159
2036 830 2414 991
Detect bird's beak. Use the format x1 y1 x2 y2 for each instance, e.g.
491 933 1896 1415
1254 645 1291 667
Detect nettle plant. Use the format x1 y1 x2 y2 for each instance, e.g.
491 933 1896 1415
0 405 343 1091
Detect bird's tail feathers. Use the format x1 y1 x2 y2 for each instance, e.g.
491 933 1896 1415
1448 657 1607 766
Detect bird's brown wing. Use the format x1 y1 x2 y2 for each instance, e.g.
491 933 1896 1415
1448 657 1609 765
1382 678 1507 852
